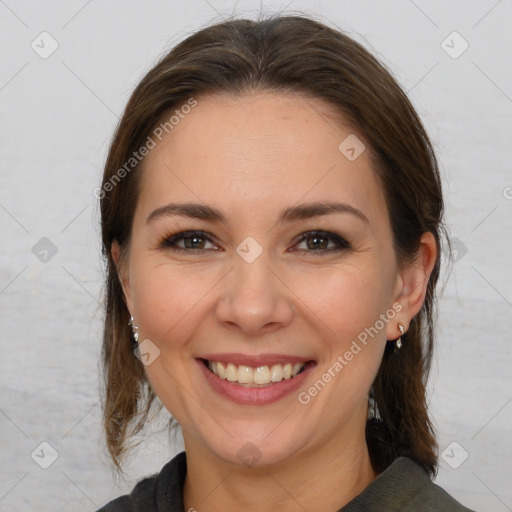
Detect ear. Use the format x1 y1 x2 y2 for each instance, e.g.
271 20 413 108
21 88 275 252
111 240 132 309
387 232 437 339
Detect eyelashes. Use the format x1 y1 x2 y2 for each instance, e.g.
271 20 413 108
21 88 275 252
294 230 351 253
160 230 219 252
159 229 352 255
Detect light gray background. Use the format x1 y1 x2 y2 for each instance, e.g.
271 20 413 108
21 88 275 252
1 1 511 511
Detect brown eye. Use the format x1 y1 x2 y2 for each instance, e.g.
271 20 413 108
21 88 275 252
306 234 329 251
295 231 350 254
161 230 218 252
182 234 207 249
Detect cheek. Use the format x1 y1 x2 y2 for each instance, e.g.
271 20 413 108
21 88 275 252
291 261 394 400
129 259 220 345
293 265 392 411
129 261 217 423
292 262 391 337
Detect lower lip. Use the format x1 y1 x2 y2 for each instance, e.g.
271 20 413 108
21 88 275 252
196 359 316 405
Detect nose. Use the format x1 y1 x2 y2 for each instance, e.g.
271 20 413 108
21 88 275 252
215 253 294 336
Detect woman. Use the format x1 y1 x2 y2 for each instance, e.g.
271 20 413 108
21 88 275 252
96 15 475 511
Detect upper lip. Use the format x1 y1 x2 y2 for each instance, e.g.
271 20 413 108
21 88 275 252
198 353 314 367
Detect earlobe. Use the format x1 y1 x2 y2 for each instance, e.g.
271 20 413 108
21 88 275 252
388 232 437 338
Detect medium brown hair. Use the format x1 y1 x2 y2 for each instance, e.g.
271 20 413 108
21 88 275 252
100 14 445 476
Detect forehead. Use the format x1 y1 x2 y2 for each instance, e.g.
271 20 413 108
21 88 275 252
136 91 388 227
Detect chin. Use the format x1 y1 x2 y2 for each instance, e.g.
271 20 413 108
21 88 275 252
201 427 306 469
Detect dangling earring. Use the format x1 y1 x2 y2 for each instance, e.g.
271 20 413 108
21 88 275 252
128 315 139 348
368 386 381 421
395 323 404 353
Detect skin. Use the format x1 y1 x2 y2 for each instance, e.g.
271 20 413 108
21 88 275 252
112 91 436 511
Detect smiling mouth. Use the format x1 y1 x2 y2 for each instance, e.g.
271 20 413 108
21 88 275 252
201 359 313 388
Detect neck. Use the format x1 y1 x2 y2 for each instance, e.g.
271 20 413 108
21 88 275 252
182 426 376 512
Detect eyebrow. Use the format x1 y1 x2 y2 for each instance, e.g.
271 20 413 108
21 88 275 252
145 201 369 225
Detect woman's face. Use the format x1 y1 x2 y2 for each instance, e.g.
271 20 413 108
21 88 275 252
117 92 406 467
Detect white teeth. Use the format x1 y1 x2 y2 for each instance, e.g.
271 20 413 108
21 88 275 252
226 363 237 382
207 360 306 386
237 365 253 384
253 366 270 384
292 363 304 375
270 364 283 382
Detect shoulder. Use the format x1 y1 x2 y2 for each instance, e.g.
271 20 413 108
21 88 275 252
410 481 475 511
95 451 187 512
96 494 132 512
382 458 476 512
341 457 476 511
95 474 159 512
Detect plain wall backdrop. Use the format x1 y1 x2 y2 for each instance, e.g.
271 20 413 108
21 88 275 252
1 1 511 510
